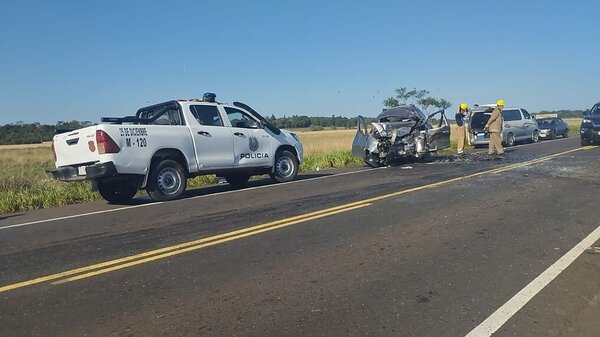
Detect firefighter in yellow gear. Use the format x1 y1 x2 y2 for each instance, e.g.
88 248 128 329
485 99 505 157
456 102 468 154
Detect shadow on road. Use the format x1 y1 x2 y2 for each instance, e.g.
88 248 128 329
107 173 335 206
0 214 24 222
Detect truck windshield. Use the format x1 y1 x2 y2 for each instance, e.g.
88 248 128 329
590 103 600 115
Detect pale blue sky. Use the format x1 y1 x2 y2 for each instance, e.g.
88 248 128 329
0 0 598 124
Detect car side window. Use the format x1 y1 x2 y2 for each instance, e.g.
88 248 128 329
502 109 522 121
224 107 260 129
521 109 532 119
190 105 224 126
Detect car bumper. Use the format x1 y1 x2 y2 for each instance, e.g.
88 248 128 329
47 161 118 181
580 128 600 143
470 132 490 145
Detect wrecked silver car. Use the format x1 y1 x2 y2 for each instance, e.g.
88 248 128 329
352 105 450 167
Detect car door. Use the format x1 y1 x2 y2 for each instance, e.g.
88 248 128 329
521 109 537 140
352 116 369 158
426 110 451 150
557 118 567 135
501 109 524 140
224 107 272 168
188 104 234 170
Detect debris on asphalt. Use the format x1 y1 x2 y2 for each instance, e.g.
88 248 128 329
585 246 600 254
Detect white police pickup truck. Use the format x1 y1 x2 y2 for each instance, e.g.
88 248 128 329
48 97 303 203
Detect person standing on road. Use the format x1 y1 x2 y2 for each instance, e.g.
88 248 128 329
484 99 505 158
456 102 468 155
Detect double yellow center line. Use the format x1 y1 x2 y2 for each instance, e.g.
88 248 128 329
0 146 594 293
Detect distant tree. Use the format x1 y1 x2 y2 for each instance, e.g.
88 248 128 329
383 97 400 108
384 86 451 113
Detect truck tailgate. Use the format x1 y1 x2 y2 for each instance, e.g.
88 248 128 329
53 126 100 167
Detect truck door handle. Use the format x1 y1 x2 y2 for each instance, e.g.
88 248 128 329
197 131 210 136
234 132 244 137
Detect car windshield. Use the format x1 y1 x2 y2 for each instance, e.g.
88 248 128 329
590 103 600 115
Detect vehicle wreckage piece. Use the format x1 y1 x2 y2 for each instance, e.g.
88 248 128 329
352 105 450 167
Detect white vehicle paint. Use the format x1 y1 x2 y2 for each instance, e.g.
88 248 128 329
48 99 303 203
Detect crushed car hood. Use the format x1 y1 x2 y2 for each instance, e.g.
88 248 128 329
376 106 427 122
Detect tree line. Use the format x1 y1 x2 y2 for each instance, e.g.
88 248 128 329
0 121 94 145
267 115 371 130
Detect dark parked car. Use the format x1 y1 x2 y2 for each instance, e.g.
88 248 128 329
537 117 569 140
581 102 600 146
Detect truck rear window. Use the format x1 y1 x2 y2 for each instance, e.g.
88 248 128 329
139 106 183 126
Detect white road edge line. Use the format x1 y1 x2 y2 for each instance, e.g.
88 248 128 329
465 223 600 337
0 167 384 231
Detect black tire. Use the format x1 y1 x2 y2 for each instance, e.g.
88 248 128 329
364 153 383 168
550 130 556 140
532 130 539 143
563 130 568 138
269 150 299 183
146 159 187 201
97 180 137 204
506 133 515 147
581 138 590 146
224 174 250 188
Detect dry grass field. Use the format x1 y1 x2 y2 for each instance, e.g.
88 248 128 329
296 129 356 154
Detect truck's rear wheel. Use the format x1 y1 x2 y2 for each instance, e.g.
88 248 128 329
224 174 250 188
97 180 137 204
146 159 187 201
269 150 298 183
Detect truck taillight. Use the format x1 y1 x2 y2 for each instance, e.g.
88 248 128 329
96 130 120 154
51 142 57 162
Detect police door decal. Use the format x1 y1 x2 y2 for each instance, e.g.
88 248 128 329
249 136 259 152
240 135 269 160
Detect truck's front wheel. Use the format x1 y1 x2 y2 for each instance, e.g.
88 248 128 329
146 159 187 201
97 180 138 204
269 150 299 183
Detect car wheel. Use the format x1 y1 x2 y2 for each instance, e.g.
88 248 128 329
269 150 299 183
97 180 137 204
146 159 187 201
550 130 556 140
506 133 515 147
563 130 568 138
581 138 590 146
224 174 250 188
364 153 383 168
532 131 539 143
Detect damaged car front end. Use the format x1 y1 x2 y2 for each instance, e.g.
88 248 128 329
352 105 450 167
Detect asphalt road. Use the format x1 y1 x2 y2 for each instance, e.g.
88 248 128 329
1 137 599 337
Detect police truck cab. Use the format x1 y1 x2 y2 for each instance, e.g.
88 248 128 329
48 94 303 203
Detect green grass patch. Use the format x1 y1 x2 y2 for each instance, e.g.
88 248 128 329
567 124 580 136
301 151 363 171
